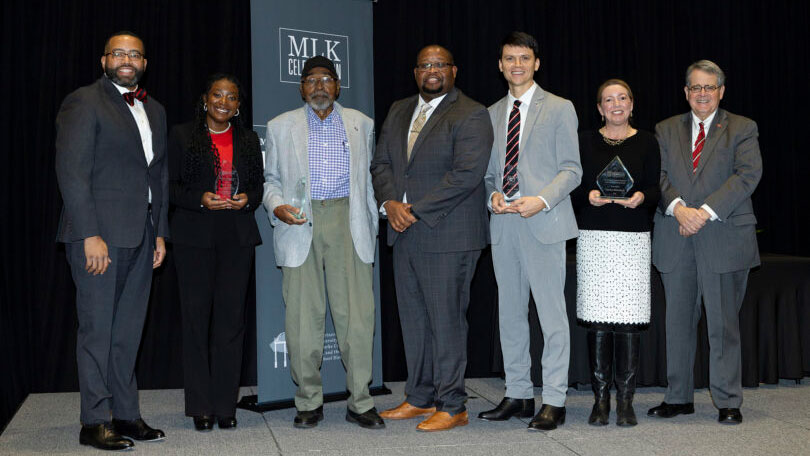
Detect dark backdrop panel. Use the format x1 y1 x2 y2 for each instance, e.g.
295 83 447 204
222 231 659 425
372 0 810 381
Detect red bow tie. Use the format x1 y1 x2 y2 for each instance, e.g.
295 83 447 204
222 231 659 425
122 88 147 106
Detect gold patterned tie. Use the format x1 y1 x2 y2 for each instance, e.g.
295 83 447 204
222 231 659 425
407 104 431 160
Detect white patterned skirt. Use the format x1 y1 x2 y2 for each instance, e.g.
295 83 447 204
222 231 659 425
576 230 651 326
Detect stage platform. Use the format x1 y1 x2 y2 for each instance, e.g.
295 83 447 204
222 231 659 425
2 379 809 455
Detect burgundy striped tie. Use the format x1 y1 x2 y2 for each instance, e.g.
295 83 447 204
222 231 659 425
122 88 147 106
502 100 521 197
692 121 704 173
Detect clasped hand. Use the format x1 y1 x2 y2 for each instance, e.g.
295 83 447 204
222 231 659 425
384 200 418 232
492 193 546 218
673 203 710 237
588 190 645 208
201 192 248 211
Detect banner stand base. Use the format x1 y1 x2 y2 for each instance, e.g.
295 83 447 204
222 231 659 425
237 384 392 413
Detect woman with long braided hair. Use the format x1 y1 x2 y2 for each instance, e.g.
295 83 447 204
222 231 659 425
168 73 263 432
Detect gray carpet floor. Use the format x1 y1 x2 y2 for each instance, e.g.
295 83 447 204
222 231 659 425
2 378 809 455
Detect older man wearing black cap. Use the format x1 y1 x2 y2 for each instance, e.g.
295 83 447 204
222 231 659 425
263 56 382 429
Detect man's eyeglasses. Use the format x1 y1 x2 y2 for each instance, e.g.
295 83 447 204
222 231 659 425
303 76 337 87
688 84 720 94
415 62 454 71
105 50 144 61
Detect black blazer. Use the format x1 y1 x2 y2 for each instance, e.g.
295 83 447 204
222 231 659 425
371 87 494 252
168 122 263 247
55 77 169 247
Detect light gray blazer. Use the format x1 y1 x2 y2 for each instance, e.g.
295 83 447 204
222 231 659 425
262 102 378 267
653 109 762 273
484 86 582 245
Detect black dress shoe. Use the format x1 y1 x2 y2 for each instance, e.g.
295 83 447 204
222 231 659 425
647 402 694 418
218 416 238 429
112 418 165 441
193 415 215 431
346 407 385 429
718 408 742 425
79 423 134 451
294 406 324 428
528 404 565 431
479 397 535 421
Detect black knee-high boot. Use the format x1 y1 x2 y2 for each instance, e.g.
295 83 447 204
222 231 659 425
587 329 613 425
615 331 640 426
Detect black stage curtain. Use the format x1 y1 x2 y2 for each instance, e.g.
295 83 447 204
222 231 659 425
0 0 255 432
3 0 810 433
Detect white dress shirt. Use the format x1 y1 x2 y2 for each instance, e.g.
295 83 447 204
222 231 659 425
665 109 719 221
112 80 154 202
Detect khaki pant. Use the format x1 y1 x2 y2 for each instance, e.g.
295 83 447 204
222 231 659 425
282 197 375 413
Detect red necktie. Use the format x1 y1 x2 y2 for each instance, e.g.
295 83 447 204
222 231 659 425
692 121 704 173
502 100 521 197
122 88 147 106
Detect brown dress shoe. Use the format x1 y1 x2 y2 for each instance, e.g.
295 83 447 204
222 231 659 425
379 401 436 420
416 411 469 432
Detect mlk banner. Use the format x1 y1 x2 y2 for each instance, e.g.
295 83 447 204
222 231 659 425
247 0 383 408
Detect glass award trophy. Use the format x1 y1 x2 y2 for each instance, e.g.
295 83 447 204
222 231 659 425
290 177 307 219
215 161 239 200
596 156 634 199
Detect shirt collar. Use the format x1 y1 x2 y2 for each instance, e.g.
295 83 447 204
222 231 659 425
109 77 138 95
691 109 718 129
306 104 339 124
418 92 448 110
507 82 538 107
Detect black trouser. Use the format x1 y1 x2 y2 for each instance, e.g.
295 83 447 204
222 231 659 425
66 219 154 425
174 226 254 418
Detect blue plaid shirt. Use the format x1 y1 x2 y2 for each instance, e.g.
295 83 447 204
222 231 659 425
307 105 350 200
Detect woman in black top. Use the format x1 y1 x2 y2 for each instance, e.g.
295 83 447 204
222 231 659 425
168 74 263 431
571 79 660 427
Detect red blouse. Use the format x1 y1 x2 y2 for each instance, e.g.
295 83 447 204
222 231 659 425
211 128 234 199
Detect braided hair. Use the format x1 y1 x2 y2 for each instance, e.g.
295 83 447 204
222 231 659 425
183 73 262 192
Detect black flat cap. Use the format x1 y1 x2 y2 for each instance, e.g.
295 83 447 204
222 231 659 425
301 56 338 80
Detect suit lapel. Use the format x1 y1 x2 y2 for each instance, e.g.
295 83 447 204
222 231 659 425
335 103 361 188
492 97 508 173
677 113 694 180
143 99 161 167
409 88 458 164
101 78 148 166
694 109 727 178
520 86 545 154
398 97 418 165
291 107 309 176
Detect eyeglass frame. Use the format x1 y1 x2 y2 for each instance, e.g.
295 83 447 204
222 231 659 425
687 84 720 94
415 62 455 72
104 49 145 61
301 76 338 87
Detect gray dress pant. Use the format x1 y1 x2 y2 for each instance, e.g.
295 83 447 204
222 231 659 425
491 214 570 407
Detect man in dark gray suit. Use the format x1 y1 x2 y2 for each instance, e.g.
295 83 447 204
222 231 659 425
371 45 493 432
55 31 168 450
648 60 762 425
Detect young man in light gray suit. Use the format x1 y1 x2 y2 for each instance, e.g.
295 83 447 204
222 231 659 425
263 56 383 430
481 32 581 431
648 60 762 425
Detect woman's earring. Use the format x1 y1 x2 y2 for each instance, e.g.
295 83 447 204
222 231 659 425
204 104 208 112
235 109 240 117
